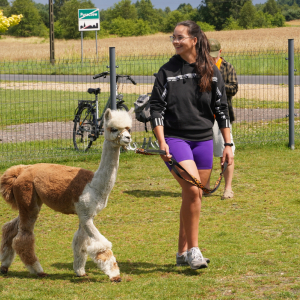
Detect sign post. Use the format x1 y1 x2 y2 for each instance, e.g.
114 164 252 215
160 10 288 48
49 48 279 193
78 8 100 61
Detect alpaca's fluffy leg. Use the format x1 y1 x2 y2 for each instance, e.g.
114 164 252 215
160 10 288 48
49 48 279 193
12 230 45 277
11 187 46 277
72 225 89 277
78 217 121 282
91 248 121 282
0 217 19 274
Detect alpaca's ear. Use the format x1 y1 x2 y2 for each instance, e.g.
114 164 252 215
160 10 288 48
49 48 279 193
104 108 112 122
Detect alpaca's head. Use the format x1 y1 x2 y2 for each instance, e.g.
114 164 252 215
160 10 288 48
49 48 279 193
104 108 132 149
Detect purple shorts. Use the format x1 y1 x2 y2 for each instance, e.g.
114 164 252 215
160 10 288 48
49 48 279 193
164 137 213 171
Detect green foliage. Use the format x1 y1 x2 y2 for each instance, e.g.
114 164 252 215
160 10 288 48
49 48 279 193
263 0 280 15
135 0 164 32
238 0 257 29
281 3 300 21
58 0 95 39
34 3 49 28
104 0 137 21
53 0 67 19
8 0 48 37
199 0 248 30
163 10 185 33
271 11 286 27
196 21 215 32
277 0 300 5
0 0 9 6
252 10 270 28
222 17 242 31
102 17 151 36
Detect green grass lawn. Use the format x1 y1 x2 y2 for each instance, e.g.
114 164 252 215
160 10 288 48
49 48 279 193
0 89 139 127
0 51 299 76
0 143 299 299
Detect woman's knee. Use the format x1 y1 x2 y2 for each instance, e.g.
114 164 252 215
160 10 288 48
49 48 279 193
182 186 200 202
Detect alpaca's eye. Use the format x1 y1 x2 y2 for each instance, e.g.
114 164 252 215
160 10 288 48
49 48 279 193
111 128 118 133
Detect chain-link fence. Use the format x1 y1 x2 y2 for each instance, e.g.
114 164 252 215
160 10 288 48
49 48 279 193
1 50 300 165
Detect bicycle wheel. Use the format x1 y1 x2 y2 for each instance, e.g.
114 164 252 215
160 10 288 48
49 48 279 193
117 103 129 112
73 106 94 152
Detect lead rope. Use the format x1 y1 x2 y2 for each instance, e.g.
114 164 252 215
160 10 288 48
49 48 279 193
135 148 227 195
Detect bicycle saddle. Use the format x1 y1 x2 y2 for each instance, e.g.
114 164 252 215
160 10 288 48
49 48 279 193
87 88 101 95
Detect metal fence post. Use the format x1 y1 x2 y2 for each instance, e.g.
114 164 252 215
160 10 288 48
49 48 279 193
288 39 295 150
109 47 116 110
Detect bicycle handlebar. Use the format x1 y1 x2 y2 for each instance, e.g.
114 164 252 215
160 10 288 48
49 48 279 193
93 72 137 85
93 71 109 79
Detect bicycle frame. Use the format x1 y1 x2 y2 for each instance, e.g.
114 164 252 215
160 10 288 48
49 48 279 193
73 72 136 151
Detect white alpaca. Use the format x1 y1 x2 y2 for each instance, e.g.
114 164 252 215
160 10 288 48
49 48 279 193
0 108 132 282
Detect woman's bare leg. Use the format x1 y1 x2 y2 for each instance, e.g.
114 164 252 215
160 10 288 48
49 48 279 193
172 160 211 253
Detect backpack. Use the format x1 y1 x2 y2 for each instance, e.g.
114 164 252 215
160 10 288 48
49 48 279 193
134 93 151 131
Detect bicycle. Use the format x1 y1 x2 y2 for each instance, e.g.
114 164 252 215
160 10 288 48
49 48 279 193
73 71 136 151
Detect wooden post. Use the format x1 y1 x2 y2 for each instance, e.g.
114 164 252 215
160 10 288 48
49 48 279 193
49 0 55 64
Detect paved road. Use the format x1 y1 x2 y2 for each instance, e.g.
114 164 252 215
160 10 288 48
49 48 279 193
1 74 300 85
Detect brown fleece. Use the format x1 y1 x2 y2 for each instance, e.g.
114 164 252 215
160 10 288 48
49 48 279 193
0 217 19 260
96 249 113 262
1 163 94 215
12 231 38 265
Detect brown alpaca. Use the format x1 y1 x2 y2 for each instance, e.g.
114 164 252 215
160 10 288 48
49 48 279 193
0 109 132 282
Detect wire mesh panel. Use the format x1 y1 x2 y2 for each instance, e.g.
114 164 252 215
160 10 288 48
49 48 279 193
0 50 299 165
224 49 300 145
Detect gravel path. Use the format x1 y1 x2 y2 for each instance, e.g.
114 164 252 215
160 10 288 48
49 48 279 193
1 108 296 143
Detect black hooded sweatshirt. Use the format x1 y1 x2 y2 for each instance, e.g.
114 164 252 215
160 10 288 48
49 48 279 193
149 55 230 141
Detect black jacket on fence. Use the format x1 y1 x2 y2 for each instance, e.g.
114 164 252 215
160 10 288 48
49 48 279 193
149 54 230 141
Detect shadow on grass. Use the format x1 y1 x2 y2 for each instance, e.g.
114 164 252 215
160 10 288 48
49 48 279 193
1 260 203 282
124 189 181 198
52 261 204 277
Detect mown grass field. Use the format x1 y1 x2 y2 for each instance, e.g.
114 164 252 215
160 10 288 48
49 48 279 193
0 143 299 299
1 27 300 60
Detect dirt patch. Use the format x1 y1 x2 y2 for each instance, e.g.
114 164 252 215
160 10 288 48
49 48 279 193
1 82 300 102
0 109 293 144
0 116 145 143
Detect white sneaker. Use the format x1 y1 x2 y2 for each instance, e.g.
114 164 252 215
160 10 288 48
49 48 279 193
176 251 210 266
187 247 208 270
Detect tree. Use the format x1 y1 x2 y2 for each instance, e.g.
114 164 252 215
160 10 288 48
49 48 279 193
35 3 49 28
199 0 248 30
135 0 163 31
102 16 151 36
54 0 67 19
271 11 285 26
163 10 185 32
106 0 137 21
0 10 22 34
57 0 95 39
263 0 280 15
252 10 272 28
0 0 9 6
238 0 257 29
177 3 200 22
8 0 47 37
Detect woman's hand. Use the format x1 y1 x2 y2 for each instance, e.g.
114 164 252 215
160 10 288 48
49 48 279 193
153 125 172 162
221 146 234 167
158 141 172 162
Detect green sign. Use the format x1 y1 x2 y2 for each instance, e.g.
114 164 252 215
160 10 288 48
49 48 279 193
78 8 100 31
78 9 99 20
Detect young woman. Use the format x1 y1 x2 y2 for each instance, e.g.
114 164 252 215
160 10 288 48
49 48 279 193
149 20 234 270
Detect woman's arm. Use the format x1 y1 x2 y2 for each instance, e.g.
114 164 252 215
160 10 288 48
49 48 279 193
220 127 234 167
153 125 172 162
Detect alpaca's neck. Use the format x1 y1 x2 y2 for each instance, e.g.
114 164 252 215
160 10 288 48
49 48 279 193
89 140 120 198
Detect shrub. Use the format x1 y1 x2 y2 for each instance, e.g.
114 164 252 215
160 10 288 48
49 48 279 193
197 21 215 32
222 17 242 30
103 17 151 37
